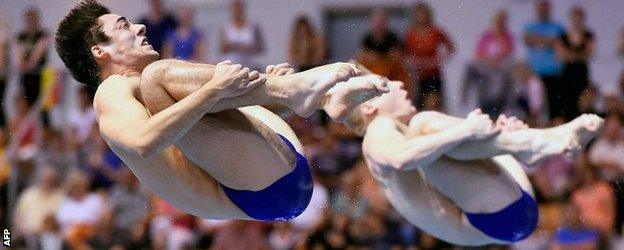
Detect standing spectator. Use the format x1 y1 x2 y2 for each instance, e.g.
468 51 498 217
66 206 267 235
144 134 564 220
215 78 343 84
219 0 265 68
462 10 515 117
355 8 406 84
162 5 205 61
139 0 178 54
556 6 595 120
0 18 9 127
507 62 546 126
289 15 325 71
15 7 50 108
524 0 565 120
13 166 65 247
404 2 455 111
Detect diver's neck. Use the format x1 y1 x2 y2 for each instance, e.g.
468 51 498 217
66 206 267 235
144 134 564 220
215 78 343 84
101 64 144 80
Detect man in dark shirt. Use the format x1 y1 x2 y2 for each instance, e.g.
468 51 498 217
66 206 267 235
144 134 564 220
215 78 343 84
16 7 50 107
138 0 177 54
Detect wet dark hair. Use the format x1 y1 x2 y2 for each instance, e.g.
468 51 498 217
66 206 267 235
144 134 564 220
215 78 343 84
55 0 110 88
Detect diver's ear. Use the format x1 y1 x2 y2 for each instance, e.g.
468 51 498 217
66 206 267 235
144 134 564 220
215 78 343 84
91 44 110 63
360 102 376 116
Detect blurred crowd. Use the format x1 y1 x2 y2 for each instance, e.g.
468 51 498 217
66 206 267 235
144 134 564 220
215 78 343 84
1 0 624 249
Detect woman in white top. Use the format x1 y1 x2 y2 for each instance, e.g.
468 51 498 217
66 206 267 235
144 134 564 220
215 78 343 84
219 0 264 69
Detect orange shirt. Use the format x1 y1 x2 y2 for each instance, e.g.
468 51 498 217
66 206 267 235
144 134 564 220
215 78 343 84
572 181 615 234
404 26 453 79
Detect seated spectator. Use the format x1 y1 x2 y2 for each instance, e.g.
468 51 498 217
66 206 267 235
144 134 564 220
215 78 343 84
109 167 150 234
38 127 76 175
289 15 325 71
162 5 205 61
150 198 197 250
462 10 515 118
355 8 406 84
577 85 600 116
82 126 124 189
572 154 616 236
268 222 300 250
211 221 271 249
588 113 624 180
37 215 67 250
69 86 96 148
551 203 600 250
56 170 106 242
13 166 65 247
87 211 124 249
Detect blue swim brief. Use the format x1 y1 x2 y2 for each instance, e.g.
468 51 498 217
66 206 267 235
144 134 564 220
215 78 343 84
465 190 538 242
220 134 313 221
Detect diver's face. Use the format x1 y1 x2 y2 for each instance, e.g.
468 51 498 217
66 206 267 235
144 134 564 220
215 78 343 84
372 81 416 121
95 14 159 69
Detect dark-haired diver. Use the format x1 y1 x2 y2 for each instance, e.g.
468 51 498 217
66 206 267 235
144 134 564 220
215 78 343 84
56 0 388 220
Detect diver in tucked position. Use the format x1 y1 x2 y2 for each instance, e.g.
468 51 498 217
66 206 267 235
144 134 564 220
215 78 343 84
344 76 603 245
56 0 389 220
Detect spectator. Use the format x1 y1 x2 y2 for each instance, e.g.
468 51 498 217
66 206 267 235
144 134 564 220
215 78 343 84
524 0 565 120
0 18 9 127
219 0 265 68
578 85 600 115
551 203 600 250
475 10 515 67
588 113 624 180
572 154 616 236
355 8 406 84
109 167 150 234
56 170 106 237
162 5 205 61
556 6 595 120
463 10 515 117
38 127 76 175
68 86 96 148
37 215 67 250
15 7 50 108
404 2 455 111
507 62 546 126
13 166 65 246
211 221 272 250
268 222 299 250
289 15 325 71
139 0 178 54
151 198 197 250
